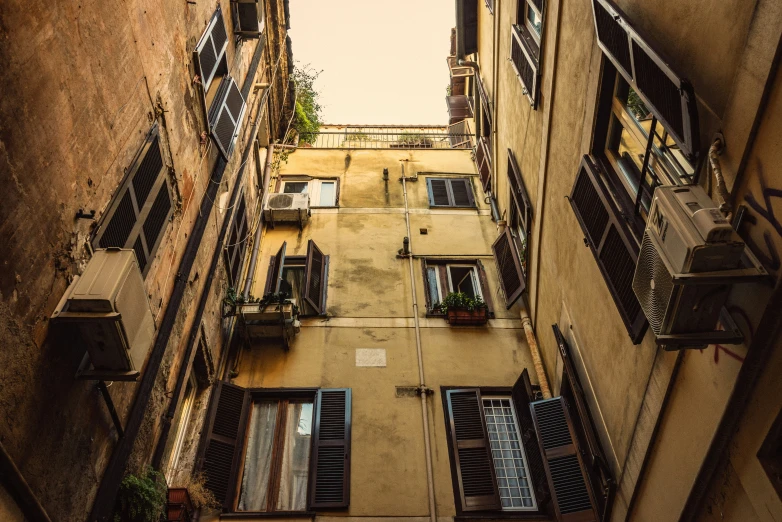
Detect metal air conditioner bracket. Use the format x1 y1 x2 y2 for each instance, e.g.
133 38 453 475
657 307 744 350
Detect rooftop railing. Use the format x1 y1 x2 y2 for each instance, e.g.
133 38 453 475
298 124 474 150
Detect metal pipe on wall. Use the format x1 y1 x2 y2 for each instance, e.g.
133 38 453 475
400 165 437 522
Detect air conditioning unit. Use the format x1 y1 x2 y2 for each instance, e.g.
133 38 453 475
263 192 310 224
632 185 765 348
52 249 155 376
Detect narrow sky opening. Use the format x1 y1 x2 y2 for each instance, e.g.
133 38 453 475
288 0 456 125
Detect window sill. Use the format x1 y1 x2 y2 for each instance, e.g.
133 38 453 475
454 513 548 521
221 511 316 519
428 206 478 210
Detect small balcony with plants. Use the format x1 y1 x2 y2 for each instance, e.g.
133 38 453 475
435 292 489 326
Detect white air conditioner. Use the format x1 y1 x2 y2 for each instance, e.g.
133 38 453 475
632 185 755 345
263 192 310 224
52 249 155 375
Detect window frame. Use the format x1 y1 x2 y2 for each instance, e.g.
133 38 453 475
446 264 485 301
264 240 329 316
280 177 340 208
521 0 542 46
165 372 198 485
422 259 494 316
441 385 548 518
426 177 477 208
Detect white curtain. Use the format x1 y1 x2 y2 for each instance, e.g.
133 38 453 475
237 402 278 511
276 403 313 511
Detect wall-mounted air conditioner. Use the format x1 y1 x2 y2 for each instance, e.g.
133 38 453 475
632 185 767 349
52 249 155 379
263 192 310 225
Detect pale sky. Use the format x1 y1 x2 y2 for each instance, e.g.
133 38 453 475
288 0 456 125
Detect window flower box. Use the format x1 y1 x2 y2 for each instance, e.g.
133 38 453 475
446 307 489 326
166 488 193 522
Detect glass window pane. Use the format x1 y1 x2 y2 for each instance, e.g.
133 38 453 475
318 182 336 206
482 397 536 511
238 401 279 512
283 182 308 194
448 266 479 299
276 402 314 511
526 4 542 36
426 267 441 307
280 266 305 303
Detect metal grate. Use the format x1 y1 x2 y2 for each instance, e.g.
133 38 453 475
133 236 147 273
632 231 673 334
299 126 473 150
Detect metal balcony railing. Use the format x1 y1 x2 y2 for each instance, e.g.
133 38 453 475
298 126 474 150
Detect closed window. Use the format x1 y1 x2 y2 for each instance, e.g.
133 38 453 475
423 260 493 313
92 125 173 277
426 178 476 208
265 240 329 315
282 179 339 207
200 384 352 512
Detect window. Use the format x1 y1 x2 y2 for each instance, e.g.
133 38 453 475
485 0 494 14
200 384 351 512
282 178 339 207
264 240 329 315
165 373 197 485
423 259 493 313
426 178 476 208
510 0 544 108
224 194 248 286
232 0 265 38
237 399 314 511
92 125 173 277
507 149 532 275
492 228 526 309
474 74 493 190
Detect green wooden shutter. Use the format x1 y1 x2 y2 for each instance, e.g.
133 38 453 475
308 388 352 509
200 382 249 510
445 389 501 511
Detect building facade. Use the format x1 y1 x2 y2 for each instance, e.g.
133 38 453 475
453 0 782 520
0 0 293 520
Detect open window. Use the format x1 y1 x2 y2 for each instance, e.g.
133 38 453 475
507 149 532 277
510 0 545 108
492 227 526 309
422 259 494 315
199 383 351 512
264 240 329 315
232 0 265 38
224 193 249 286
473 74 493 191
281 178 339 207
92 124 173 277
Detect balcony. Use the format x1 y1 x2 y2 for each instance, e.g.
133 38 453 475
447 56 472 96
446 95 473 125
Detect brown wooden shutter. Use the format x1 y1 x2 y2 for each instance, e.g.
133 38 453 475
568 155 647 343
308 388 351 509
507 149 532 238
304 239 327 314
201 382 250 510
475 138 492 192
511 370 551 510
264 242 287 295
195 8 229 92
141 182 173 262
225 194 248 286
474 74 492 126
445 389 501 511
510 23 541 109
475 260 495 315
458 0 479 56
211 77 247 159
428 178 451 206
492 227 526 308
591 0 699 161
530 397 598 522
449 178 475 207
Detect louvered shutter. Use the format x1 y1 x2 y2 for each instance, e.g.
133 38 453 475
225 195 248 286
449 179 475 207
93 126 172 277
512 370 551 509
568 155 647 343
201 382 250 510
475 260 496 314
492 227 526 308
446 389 501 511
459 0 478 55
264 242 287 295
428 178 451 207
591 0 699 161
211 77 247 159
507 149 532 239
233 0 264 37
475 137 492 191
308 388 352 509
304 239 327 314
530 397 598 522
474 74 492 126
510 23 541 109
195 8 229 92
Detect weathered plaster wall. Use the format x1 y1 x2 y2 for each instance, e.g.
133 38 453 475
0 0 290 518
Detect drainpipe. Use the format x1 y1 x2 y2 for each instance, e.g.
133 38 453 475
243 144 276 298
708 137 731 216
400 165 437 522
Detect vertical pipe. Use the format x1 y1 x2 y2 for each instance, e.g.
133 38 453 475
401 168 437 522
519 307 551 398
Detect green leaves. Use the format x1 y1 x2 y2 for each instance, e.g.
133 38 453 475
291 63 323 144
113 468 167 522
436 292 487 314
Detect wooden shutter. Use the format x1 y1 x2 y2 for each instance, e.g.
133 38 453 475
511 370 551 509
93 126 172 277
475 137 492 192
233 0 264 37
531 397 598 522
507 149 532 239
475 260 495 314
201 382 250 510
195 8 229 92
304 239 327 314
492 227 526 308
458 0 478 56
474 74 492 127
568 155 647 343
211 77 247 159
446 389 501 511
225 194 248 286
264 242 287 295
308 388 352 509
428 178 451 207
449 179 474 207
591 0 699 162
510 23 541 109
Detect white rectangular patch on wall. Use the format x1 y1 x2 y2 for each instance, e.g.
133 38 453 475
355 348 387 367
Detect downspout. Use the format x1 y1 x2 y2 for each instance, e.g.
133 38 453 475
491 0 500 193
400 166 437 522
243 143 276 298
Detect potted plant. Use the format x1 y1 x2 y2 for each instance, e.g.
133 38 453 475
112 468 167 522
168 472 219 521
436 292 489 326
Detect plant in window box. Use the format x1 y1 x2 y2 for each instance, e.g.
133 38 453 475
167 472 219 521
112 468 167 522
436 292 489 325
